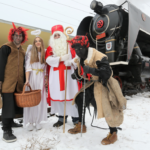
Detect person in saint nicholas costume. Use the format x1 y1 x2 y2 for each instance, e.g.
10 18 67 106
0 22 28 143
24 30 47 131
68 36 127 145
45 25 79 127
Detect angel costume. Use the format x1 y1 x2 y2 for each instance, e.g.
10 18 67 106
23 45 47 126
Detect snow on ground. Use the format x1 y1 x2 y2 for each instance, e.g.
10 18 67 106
0 92 150 150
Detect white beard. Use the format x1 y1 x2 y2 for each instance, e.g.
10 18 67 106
49 31 67 57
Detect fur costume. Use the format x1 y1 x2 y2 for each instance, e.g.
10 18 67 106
73 47 127 127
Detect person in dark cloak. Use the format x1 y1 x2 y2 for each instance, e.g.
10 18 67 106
0 22 28 143
67 36 127 145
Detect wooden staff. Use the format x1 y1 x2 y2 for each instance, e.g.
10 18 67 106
0 94 2 109
63 26 74 133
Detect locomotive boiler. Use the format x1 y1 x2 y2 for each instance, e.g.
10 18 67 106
77 0 150 95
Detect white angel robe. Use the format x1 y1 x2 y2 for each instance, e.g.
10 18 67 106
46 50 79 117
23 46 47 125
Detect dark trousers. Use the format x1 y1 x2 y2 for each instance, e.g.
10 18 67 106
75 84 117 134
2 118 13 131
1 92 23 131
58 116 79 124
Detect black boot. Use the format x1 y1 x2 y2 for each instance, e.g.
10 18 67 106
53 121 64 127
12 121 23 128
3 130 17 143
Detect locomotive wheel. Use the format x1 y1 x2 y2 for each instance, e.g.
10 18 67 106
113 76 123 89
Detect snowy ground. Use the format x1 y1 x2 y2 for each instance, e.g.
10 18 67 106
0 92 150 150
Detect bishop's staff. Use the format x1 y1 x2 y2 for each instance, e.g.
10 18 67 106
63 26 74 133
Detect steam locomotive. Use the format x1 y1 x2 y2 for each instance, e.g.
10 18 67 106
77 0 150 95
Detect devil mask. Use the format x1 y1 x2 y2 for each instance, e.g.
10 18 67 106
70 36 90 60
8 22 29 44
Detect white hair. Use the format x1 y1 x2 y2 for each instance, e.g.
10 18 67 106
49 31 67 57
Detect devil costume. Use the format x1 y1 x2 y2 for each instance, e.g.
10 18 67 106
68 36 127 145
0 22 28 142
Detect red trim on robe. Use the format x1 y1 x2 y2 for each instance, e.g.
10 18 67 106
45 46 53 106
53 62 71 91
50 97 73 102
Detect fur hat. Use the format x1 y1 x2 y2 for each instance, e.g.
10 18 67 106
70 35 90 48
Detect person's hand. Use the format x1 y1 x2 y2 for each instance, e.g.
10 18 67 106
61 54 70 61
25 80 30 86
64 60 71 66
0 81 2 94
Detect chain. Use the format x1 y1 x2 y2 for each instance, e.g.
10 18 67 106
81 73 86 137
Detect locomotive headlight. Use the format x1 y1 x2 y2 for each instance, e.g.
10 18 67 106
90 0 97 10
90 0 103 13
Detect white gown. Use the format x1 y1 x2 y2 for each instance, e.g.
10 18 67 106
46 49 79 117
23 49 47 125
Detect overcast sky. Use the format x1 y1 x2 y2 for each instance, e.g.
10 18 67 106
0 0 150 36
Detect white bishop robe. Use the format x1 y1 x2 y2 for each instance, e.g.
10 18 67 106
46 49 79 117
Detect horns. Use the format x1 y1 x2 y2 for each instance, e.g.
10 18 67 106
12 22 16 30
25 29 29 31
12 22 29 31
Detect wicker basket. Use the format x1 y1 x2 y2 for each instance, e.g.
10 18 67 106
14 84 41 107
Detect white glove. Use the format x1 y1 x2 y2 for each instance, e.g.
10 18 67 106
64 60 72 66
61 54 70 61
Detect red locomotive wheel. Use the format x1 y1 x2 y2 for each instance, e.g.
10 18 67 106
97 20 104 28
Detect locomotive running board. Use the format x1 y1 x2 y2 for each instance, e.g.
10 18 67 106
110 61 128 65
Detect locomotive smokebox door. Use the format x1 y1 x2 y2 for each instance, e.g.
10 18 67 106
105 36 117 62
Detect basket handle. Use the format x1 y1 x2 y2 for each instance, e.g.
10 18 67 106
22 84 32 94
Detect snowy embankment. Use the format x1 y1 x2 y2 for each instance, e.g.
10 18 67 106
0 92 150 150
